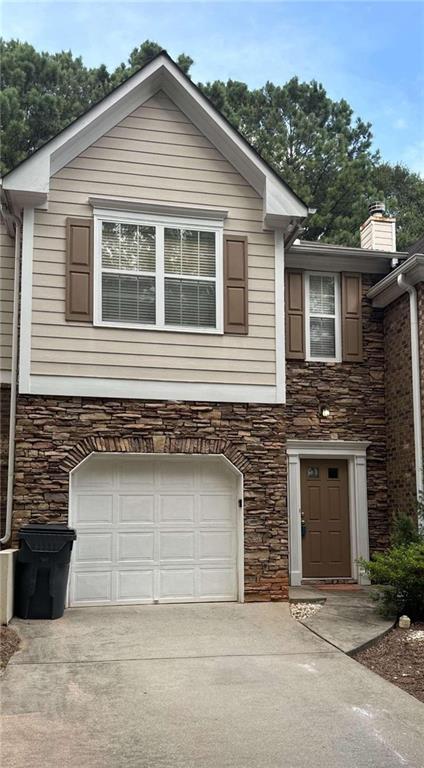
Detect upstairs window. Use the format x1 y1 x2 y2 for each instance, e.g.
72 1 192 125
95 213 223 333
305 272 341 362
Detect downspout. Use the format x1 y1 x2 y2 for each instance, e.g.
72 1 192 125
0 206 21 545
397 274 423 501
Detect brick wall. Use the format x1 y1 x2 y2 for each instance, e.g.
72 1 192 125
0 385 10 537
13 397 287 601
383 293 416 517
286 274 389 552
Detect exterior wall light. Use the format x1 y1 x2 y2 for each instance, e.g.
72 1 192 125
320 406 330 418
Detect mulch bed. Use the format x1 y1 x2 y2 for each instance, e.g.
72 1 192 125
0 626 20 671
355 623 424 703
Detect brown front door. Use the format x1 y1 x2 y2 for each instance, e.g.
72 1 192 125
301 459 350 578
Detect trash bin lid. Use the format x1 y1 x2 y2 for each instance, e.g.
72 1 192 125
18 524 77 542
17 524 77 554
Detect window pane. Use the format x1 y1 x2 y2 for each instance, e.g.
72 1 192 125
310 317 336 358
309 275 335 315
102 273 155 324
101 222 155 272
164 228 215 277
165 278 216 328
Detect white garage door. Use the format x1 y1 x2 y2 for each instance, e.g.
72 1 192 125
69 454 240 606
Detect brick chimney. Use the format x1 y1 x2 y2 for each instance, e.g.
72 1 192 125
360 202 396 252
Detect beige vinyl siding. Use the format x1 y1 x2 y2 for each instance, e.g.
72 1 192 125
0 222 15 376
31 91 276 387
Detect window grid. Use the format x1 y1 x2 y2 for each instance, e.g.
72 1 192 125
95 215 223 334
305 271 341 363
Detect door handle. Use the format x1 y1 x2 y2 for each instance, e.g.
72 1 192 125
301 514 307 538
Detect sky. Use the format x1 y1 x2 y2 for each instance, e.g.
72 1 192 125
2 0 424 174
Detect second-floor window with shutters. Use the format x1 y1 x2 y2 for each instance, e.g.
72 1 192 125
305 272 342 362
94 213 223 333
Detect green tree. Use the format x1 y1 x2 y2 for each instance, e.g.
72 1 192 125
1 39 422 250
202 77 380 245
0 39 192 175
372 163 424 251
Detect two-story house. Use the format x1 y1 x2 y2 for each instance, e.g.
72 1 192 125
1 52 422 607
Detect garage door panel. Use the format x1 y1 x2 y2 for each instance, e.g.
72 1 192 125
198 530 235 560
74 459 115 489
117 570 154 601
199 495 235 524
159 495 195 523
70 455 240 606
117 532 155 561
75 532 113 563
118 458 155 488
159 531 195 560
118 495 155 524
199 568 237 598
158 463 196 489
75 495 113 525
73 571 113 604
160 569 195 599
199 461 235 490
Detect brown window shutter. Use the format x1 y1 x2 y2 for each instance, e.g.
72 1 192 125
66 217 93 322
224 235 248 334
285 270 305 359
342 272 363 362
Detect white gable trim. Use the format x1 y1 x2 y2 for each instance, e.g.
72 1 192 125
2 54 307 228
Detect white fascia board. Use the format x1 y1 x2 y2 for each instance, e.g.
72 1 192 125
2 55 307 226
286 439 370 456
291 241 408 260
368 254 424 307
24 375 284 405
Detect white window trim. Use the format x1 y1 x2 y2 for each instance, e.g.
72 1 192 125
93 209 224 335
304 270 342 363
286 440 371 586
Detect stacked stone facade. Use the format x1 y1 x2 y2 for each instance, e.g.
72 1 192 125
286 274 389 551
383 293 416 518
0 385 10 533
13 398 287 601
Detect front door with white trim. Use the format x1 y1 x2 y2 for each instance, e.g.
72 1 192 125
69 454 240 605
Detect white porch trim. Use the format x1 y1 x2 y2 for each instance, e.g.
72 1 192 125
286 439 371 586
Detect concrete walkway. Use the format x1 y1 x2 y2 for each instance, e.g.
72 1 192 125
289 585 394 654
1 603 423 768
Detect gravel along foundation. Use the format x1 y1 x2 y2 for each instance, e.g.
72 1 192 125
354 623 424 703
290 601 324 621
0 626 20 672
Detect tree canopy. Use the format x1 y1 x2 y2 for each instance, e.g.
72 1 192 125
1 38 422 249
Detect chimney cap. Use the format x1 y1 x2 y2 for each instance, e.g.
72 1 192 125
368 201 386 217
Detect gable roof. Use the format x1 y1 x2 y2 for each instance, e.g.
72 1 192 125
1 51 308 230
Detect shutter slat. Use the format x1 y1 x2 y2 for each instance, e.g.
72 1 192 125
66 218 93 322
342 273 363 362
285 271 305 359
224 235 248 334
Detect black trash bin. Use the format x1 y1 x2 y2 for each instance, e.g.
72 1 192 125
14 524 77 619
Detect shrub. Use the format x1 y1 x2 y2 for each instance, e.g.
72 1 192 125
358 542 424 621
391 512 421 547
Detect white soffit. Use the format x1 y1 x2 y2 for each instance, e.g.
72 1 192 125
2 54 307 227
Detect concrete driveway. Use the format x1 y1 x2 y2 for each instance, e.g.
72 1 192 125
1 603 423 768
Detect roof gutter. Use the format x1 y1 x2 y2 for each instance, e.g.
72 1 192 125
0 201 21 545
397 273 423 502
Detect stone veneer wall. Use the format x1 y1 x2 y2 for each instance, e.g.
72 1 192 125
286 274 389 552
13 398 287 601
383 293 416 518
0 385 10 536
